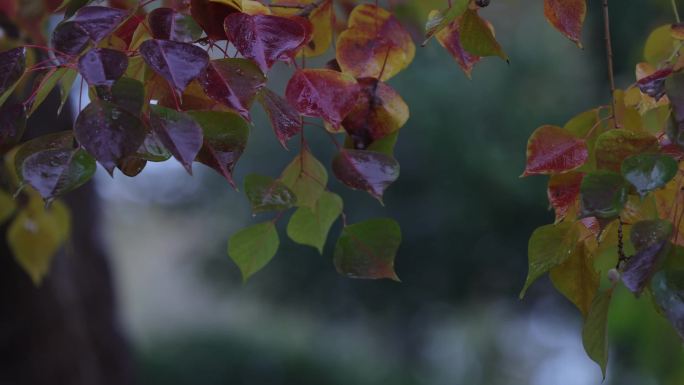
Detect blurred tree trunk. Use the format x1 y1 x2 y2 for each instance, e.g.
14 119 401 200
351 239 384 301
0 86 135 384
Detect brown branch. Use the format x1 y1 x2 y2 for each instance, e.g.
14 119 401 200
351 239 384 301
602 0 620 128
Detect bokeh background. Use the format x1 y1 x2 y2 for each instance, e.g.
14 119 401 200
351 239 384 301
84 0 684 384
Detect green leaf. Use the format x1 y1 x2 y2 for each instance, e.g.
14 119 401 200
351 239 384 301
333 218 401 280
423 0 470 44
644 24 676 65
57 68 78 115
594 129 658 172
621 153 677 197
287 192 343 253
280 148 327 208
97 77 145 115
367 131 399 156
459 9 508 61
582 287 613 379
549 242 599 318
244 174 297 214
28 67 72 117
579 171 628 219
520 221 579 298
227 222 279 281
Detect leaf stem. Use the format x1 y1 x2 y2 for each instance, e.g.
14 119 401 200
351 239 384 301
673 0 681 23
602 0 620 128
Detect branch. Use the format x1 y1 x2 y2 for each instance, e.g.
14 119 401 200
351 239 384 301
297 0 327 17
602 0 619 128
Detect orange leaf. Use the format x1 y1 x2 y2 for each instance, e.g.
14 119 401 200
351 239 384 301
544 0 586 47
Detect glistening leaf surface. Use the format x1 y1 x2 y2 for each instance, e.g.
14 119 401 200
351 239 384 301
140 39 209 92
621 153 677 197
579 171 628 219
523 125 588 176
244 174 297 213
257 88 301 149
78 47 128 87
334 218 401 280
149 105 203 173
73 6 129 43
198 58 266 120
332 149 399 202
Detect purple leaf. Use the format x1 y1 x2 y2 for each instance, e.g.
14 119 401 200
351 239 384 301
149 105 203 173
622 219 673 295
139 39 209 93
257 88 301 149
74 100 146 175
78 48 128 87
332 149 400 202
637 68 672 101
73 6 129 43
198 58 265 120
0 47 25 99
148 7 202 43
51 21 90 64
0 103 26 153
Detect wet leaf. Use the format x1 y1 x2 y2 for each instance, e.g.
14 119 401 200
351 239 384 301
148 7 203 43
135 129 171 162
191 0 239 40
57 67 78 114
644 24 676 65
270 0 333 56
74 100 146 174
637 67 672 101
228 221 279 281
149 105 203 173
435 13 479 78
198 58 266 120
520 221 578 298
287 191 342 253
72 5 128 43
0 103 26 153
332 149 399 202
579 171 628 219
51 21 90 64
78 47 128 87
0 47 25 104
97 76 144 114
548 172 583 222
224 12 311 73
622 219 673 295
543 0 586 47
459 9 507 61
140 39 209 93
334 218 401 280
244 173 297 213
336 4 415 81
582 287 613 379
285 69 360 128
280 147 327 208
549 242 599 318
621 153 677 197
523 125 588 176
27 67 74 117
594 129 658 172
342 78 408 150
188 110 249 187
257 88 302 149
423 0 470 44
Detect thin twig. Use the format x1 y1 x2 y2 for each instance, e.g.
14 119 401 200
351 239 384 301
673 0 681 23
602 0 620 128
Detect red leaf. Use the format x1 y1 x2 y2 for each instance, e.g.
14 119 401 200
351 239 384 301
198 58 266 120
332 149 400 202
73 6 129 43
224 12 312 73
285 69 360 128
543 0 586 47
523 125 588 176
148 7 202 43
190 0 239 40
140 39 209 92
548 172 583 221
257 88 302 149
149 105 204 173
78 48 128 87
435 16 480 78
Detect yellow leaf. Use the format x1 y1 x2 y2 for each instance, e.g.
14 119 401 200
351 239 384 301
0 190 16 224
550 242 599 318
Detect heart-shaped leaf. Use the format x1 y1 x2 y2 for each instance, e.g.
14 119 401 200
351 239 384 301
228 221 279 281
188 110 249 188
244 174 297 213
51 21 90 64
523 125 588 176
622 219 673 295
582 287 613 379
257 88 302 149
423 0 470 44
73 6 129 43
74 100 146 174
332 149 399 202
336 4 415 81
547 172 583 221
0 47 26 103
224 12 311 73
549 242 599 318
579 171 628 219
594 129 658 172
287 191 342 253
280 147 327 208
285 69 360 128
198 58 266 120
148 7 203 42
637 67 672 101
621 153 677 197
78 47 128 87
96 77 145 114
334 218 401 280
190 0 240 40
435 13 480 78
459 9 507 60
140 39 209 93
651 262 684 341
543 0 587 47
149 105 203 173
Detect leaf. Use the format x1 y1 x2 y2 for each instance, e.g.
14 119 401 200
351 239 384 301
244 174 297 213
97 76 145 114
332 149 399 202
136 129 172 162
149 105 203 173
520 221 578 298
7 202 70 285
342 78 408 150
188 110 249 187
594 129 658 172
285 69 360 128
280 147 327 208
0 47 25 104
548 172 583 222
0 190 16 224
459 9 507 61
78 47 128 87
423 0 470 44
198 58 266 120
27 67 73 117
190 0 239 40
579 171 628 219
15 132 96 200
435 13 480 78
336 4 415 81
271 0 333 57
366 131 399 156
644 24 675 65
636 67 672 101
622 219 673 295
543 0 586 47
227 221 279 281
51 21 90 64
257 88 302 149
333 218 401 280
621 153 678 197
666 72 684 121
651 268 684 340
287 191 342 253
72 5 129 43
139 39 209 93
148 7 203 43
74 100 146 174
582 287 613 379
57 68 78 115
523 125 588 176
0 103 26 153
549 242 599 318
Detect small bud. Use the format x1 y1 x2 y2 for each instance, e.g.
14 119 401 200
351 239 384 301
476 0 491 7
607 268 621 284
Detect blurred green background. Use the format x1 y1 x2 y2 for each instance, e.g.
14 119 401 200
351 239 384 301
94 0 684 384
